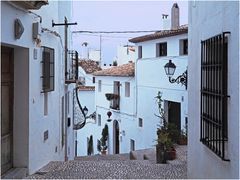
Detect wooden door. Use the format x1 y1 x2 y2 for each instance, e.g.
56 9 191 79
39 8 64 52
1 46 14 174
168 101 181 132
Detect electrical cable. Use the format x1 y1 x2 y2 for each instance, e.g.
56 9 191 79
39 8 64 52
72 30 159 34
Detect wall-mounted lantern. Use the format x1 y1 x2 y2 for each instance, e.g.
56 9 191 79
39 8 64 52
164 60 187 89
15 19 24 39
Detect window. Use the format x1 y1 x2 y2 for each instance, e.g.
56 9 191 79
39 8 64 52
98 80 102 92
42 46 54 92
125 82 130 97
98 114 101 126
138 118 143 127
130 139 135 151
44 93 48 116
138 46 142 59
180 39 188 55
200 32 230 161
156 42 167 57
93 77 95 84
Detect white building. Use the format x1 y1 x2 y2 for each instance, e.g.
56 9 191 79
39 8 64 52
188 1 239 178
89 50 101 63
76 59 101 156
1 0 76 177
129 3 188 149
78 59 101 86
89 62 137 155
114 45 136 66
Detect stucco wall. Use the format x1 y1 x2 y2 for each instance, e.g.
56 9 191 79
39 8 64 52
1 0 75 175
135 33 188 132
188 1 239 178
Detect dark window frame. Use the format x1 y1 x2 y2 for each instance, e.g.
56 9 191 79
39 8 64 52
138 46 142 59
41 46 54 92
156 42 167 57
180 39 188 55
200 32 230 161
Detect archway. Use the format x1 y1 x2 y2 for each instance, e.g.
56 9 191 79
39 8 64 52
113 120 120 154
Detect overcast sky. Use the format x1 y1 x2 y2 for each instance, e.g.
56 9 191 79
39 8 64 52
72 1 188 64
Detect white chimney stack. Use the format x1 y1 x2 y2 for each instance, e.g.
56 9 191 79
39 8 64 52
162 14 170 30
171 3 179 30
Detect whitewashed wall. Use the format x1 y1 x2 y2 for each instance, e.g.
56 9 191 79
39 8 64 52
188 1 239 178
94 76 137 154
116 46 135 65
135 33 188 134
1 0 75 175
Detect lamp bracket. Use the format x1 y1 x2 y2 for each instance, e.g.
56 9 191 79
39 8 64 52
169 70 187 89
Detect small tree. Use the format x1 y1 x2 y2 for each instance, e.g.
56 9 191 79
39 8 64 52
97 124 109 154
87 135 94 156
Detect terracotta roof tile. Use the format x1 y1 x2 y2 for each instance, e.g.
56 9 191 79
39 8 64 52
129 25 188 43
93 62 135 77
78 86 95 91
79 59 102 74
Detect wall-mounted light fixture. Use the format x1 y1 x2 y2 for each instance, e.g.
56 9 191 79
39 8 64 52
164 60 187 89
15 19 24 39
106 111 112 122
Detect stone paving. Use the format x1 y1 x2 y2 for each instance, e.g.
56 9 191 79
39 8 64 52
27 145 187 179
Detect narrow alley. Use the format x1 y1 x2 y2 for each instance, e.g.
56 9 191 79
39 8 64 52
27 146 187 179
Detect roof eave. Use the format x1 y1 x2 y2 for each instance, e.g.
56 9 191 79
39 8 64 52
129 29 188 43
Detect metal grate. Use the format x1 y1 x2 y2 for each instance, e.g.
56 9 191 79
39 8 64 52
200 32 230 161
67 50 79 82
41 46 54 92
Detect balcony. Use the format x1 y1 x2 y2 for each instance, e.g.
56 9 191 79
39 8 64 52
11 1 48 10
105 93 120 110
65 50 79 84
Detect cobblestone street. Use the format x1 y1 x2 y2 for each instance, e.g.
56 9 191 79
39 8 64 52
27 145 187 179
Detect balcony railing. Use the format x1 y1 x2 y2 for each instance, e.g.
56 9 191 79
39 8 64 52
65 50 79 84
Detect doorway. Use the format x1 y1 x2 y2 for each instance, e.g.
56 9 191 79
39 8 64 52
168 101 181 132
113 120 120 154
1 46 14 174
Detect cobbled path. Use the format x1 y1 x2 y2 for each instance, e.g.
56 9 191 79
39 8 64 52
27 145 187 179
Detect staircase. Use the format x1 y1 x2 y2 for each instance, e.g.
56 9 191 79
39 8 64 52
27 146 187 179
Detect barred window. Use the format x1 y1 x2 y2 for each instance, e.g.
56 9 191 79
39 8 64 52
200 32 230 161
42 46 54 92
156 42 167 57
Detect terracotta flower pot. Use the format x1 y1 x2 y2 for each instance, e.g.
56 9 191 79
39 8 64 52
101 150 107 155
166 148 176 160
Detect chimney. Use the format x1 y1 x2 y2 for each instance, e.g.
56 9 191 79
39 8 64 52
171 3 179 30
162 14 170 30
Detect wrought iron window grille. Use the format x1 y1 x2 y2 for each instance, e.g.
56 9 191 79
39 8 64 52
41 46 54 93
200 32 230 161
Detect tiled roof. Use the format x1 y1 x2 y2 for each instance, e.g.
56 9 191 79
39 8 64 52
78 86 95 91
129 25 188 43
79 59 102 74
93 62 135 77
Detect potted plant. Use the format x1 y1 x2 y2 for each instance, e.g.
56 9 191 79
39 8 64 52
97 124 109 155
155 91 176 163
105 93 119 101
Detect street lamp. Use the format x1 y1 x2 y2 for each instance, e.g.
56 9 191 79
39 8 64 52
106 111 112 122
83 106 88 117
164 60 187 89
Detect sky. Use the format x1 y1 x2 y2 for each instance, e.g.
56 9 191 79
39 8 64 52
71 1 188 64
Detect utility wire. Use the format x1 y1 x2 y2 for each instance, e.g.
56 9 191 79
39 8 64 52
72 30 159 34
72 33 133 39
